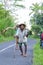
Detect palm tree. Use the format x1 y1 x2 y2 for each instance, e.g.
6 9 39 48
29 3 40 15
14 0 25 8
30 3 43 29
3 0 25 11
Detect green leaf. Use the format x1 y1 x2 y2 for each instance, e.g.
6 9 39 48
15 4 25 8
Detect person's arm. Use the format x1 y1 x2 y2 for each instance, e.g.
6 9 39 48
25 29 29 37
15 28 19 38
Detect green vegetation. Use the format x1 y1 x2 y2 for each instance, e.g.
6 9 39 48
31 25 41 35
30 3 43 34
0 4 15 42
0 35 14 43
14 0 25 8
0 4 14 35
29 3 43 64
0 0 25 42
33 41 43 65
29 35 39 39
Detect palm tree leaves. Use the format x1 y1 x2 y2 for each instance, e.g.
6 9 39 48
15 4 25 8
29 3 40 15
30 3 43 29
14 0 25 8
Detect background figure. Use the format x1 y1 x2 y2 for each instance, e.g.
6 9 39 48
40 32 43 48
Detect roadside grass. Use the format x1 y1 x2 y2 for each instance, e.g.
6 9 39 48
0 35 14 43
33 41 43 65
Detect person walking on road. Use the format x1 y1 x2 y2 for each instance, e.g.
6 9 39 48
15 22 28 57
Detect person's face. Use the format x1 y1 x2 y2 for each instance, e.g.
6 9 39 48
20 25 25 30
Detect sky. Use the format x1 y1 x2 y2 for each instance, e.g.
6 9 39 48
0 0 43 29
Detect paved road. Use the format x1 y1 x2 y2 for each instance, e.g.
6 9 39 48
0 39 37 65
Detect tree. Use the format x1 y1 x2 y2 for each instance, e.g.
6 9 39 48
29 3 40 15
31 25 41 35
14 0 25 8
30 3 43 31
0 4 14 35
0 0 25 36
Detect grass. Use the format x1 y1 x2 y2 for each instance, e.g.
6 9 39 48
0 35 14 43
33 40 43 65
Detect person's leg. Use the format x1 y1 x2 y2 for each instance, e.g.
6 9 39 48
23 43 27 57
15 37 19 50
19 43 23 55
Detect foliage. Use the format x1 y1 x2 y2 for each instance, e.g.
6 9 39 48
14 0 25 8
30 13 43 28
4 29 16 37
0 34 14 42
28 30 32 35
29 3 40 15
0 4 14 35
30 3 43 33
31 25 41 35
33 41 43 65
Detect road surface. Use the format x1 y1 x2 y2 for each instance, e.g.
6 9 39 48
0 39 37 65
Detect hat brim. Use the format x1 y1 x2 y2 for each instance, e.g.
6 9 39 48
19 24 26 27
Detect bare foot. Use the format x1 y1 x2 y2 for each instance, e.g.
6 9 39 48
15 47 18 50
23 54 27 57
20 53 23 56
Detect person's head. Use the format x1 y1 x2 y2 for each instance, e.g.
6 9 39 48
19 24 26 30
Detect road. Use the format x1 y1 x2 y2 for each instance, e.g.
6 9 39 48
0 39 37 65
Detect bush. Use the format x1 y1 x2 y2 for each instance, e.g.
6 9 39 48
4 29 16 37
33 42 43 65
31 25 41 35
28 30 32 35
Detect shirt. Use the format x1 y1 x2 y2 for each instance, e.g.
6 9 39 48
16 28 28 43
